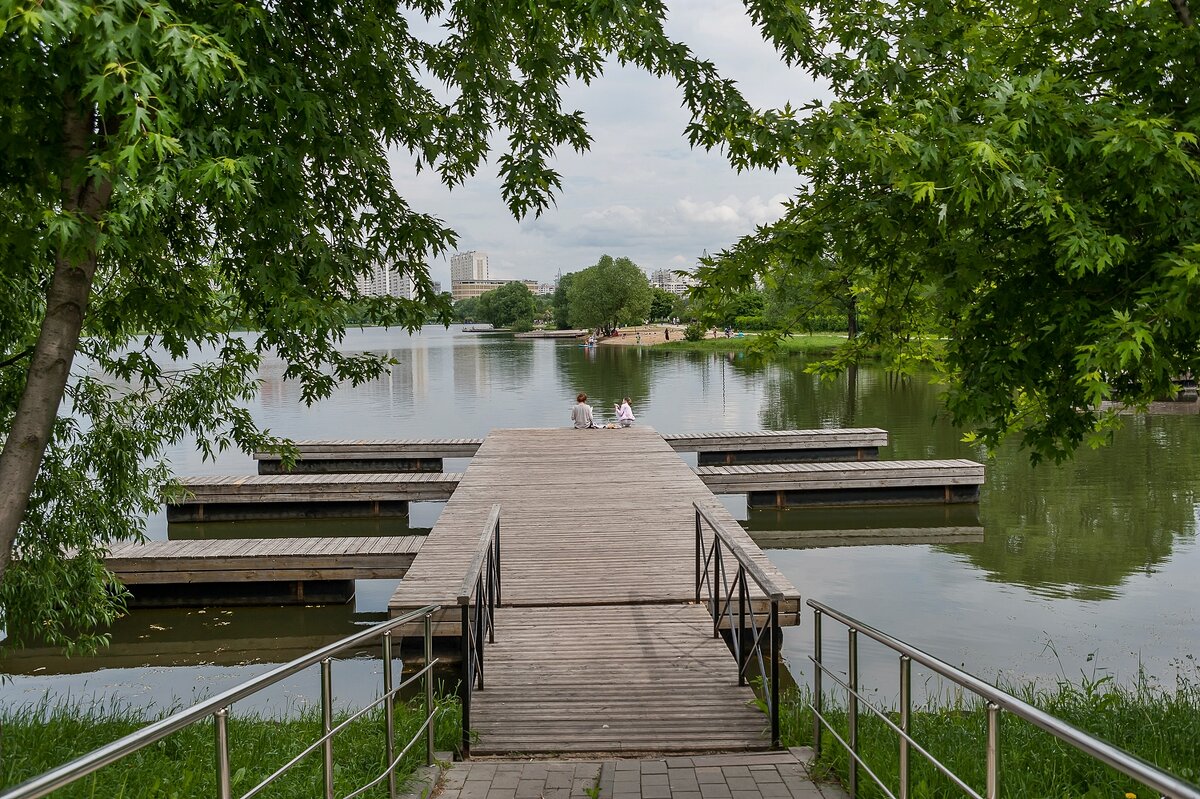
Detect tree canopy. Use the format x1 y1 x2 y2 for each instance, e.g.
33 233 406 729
0 0 785 649
697 0 1200 462
567 255 653 332
477 282 537 329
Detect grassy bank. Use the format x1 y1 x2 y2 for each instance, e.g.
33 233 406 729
1 695 462 798
655 333 848 354
776 672 1200 798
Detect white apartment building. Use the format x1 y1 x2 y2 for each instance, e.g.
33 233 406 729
649 268 695 296
450 251 489 283
356 261 407 298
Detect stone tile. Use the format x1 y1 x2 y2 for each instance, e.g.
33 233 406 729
490 773 522 790
546 772 574 790
486 789 516 799
574 764 602 780
720 766 752 779
725 777 759 792
640 761 668 775
496 765 527 774
444 771 469 790
694 767 726 785
543 789 570 799
572 778 597 797
439 791 462 799
751 770 784 784
758 782 792 798
640 774 669 788
614 761 641 772
641 784 671 799
468 764 499 779
671 792 703 799
520 765 549 780
699 782 733 799
665 757 694 768
667 772 700 792
516 779 547 799
732 790 765 799
460 782 492 799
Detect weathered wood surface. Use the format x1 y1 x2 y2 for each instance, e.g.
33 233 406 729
747 527 985 549
106 536 424 583
252 429 888 470
388 428 800 630
172 473 462 504
471 605 768 754
697 459 985 494
664 428 888 452
389 427 799 753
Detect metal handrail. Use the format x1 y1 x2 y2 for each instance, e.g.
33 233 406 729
459 503 501 758
1 604 443 799
693 501 787 748
809 599 1200 799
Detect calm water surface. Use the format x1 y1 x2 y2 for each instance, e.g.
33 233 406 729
3 326 1197 712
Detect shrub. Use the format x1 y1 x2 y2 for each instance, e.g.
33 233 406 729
683 322 706 341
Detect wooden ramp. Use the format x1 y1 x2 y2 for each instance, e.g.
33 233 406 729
105 536 424 583
389 427 801 754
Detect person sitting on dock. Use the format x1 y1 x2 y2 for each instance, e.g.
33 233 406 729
614 397 635 428
572 393 598 429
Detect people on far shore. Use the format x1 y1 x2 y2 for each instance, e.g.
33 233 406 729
572 392 598 429
614 397 635 428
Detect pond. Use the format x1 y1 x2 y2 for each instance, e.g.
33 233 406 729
2 325 1197 713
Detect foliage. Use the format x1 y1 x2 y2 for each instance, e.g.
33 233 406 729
779 666 1200 798
567 255 652 331
0 0 788 648
660 332 846 354
552 273 577 329
649 288 676 321
476 282 537 329
1 693 463 797
683 322 707 342
453 298 481 324
701 0 1200 462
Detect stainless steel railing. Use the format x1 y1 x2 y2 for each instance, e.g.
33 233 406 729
809 599 1200 799
457 503 501 758
694 501 790 748
1 603 443 799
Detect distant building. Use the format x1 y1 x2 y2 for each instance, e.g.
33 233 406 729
356 261 407 298
536 283 556 296
452 279 540 302
649 268 695 296
450 251 489 283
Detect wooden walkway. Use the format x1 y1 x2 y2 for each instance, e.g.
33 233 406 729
105 536 424 583
389 427 800 754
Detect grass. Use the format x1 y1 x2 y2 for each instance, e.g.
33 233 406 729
655 333 849 354
0 691 463 798
774 669 1200 798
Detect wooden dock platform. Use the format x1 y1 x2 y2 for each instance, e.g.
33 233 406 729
105 536 424 583
167 473 461 521
698 459 984 507
254 439 483 474
388 427 800 755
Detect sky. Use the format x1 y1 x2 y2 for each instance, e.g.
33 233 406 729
387 0 827 288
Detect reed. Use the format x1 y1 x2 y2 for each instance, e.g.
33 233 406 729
777 668 1200 798
0 691 463 798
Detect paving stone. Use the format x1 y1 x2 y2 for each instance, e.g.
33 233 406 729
694 767 726 785
667 772 700 792
460 784 491 799
496 765 527 774
640 774 669 788
671 792 703 799
516 779 547 799
575 764 602 780
720 766 752 778
699 782 733 799
444 771 469 790
439 791 461 799
758 782 792 798
490 773 522 790
731 791 765 799
468 764 499 779
486 789 517 799
543 788 571 799
641 784 671 799
614 761 642 772
665 757 694 768
725 777 759 792
520 765 550 780
640 761 668 775
546 772 574 790
751 770 784 784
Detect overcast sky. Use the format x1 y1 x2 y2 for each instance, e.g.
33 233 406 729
388 1 826 288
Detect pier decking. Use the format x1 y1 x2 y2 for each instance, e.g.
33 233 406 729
389 427 800 754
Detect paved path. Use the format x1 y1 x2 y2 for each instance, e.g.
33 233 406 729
434 750 847 799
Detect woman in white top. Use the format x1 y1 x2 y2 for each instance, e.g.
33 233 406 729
572 393 597 428
614 397 635 427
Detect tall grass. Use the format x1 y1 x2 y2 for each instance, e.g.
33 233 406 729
777 669 1200 798
1 691 462 798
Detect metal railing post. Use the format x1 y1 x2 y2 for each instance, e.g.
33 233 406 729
214 708 232 799
812 608 822 759
770 600 780 750
425 612 436 766
899 655 911 799
694 509 702 603
321 658 334 799
712 540 722 638
461 604 471 758
987 702 1001 799
737 572 747 687
383 632 397 799
474 588 486 688
848 627 858 799
494 516 501 605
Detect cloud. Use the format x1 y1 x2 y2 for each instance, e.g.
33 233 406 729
676 194 789 230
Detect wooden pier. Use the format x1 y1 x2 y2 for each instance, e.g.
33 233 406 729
388 427 800 754
698 459 984 507
167 473 460 521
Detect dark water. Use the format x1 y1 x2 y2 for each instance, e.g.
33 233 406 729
3 326 1197 712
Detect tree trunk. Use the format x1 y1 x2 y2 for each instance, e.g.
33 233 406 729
0 97 112 582
847 294 858 339
1169 0 1193 27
